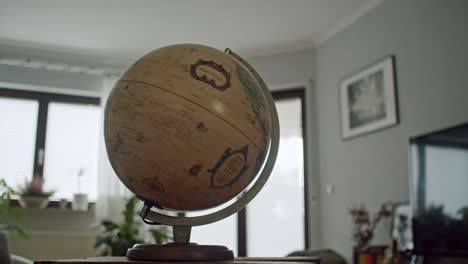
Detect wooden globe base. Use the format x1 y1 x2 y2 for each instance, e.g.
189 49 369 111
126 243 234 261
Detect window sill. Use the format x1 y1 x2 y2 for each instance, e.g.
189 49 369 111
10 196 96 212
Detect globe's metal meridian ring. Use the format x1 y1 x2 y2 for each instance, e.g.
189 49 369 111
139 48 280 227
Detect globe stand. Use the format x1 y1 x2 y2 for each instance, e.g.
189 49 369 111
125 48 280 262
127 223 234 261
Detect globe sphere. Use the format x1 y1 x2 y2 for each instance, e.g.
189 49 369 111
104 44 272 211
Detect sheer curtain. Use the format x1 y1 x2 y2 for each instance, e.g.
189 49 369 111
96 76 165 243
96 75 131 222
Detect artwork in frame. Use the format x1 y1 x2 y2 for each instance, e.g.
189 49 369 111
340 56 398 140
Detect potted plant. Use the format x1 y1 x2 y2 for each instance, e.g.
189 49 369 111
0 179 25 235
72 166 88 211
1 179 28 264
458 206 468 226
18 176 54 209
95 196 172 256
349 202 392 250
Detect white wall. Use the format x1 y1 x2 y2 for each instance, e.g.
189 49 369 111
315 0 468 261
0 40 125 94
247 48 315 91
0 64 103 94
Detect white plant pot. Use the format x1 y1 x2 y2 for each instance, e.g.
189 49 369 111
72 193 88 211
18 196 49 209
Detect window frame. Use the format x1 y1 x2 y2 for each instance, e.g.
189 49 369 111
1 86 310 242
0 87 100 188
271 88 310 251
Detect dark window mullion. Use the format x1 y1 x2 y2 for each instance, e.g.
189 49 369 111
1 87 99 183
237 208 247 257
32 96 49 178
301 93 310 249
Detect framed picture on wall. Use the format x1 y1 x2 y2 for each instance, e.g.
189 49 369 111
339 56 398 140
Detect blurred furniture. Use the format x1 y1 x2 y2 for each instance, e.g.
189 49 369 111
0 231 33 264
0 231 11 264
12 255 34 264
353 246 386 264
353 245 411 264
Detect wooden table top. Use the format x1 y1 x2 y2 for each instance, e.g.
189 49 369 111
34 257 321 264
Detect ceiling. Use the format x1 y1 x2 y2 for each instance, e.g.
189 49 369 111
0 0 378 65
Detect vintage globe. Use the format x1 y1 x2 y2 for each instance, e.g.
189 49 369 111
104 44 275 212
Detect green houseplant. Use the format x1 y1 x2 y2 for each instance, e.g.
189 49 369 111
0 179 26 236
95 196 172 256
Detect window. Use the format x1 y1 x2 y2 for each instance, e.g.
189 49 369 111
190 210 238 256
0 97 39 189
246 94 305 257
43 102 101 200
0 88 100 200
190 88 309 257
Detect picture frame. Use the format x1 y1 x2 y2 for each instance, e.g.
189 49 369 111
390 203 413 252
340 56 398 140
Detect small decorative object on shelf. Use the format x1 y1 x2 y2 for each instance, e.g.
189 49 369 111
354 246 386 264
59 198 68 209
382 240 402 264
72 165 89 211
350 202 393 250
18 176 54 209
72 193 88 211
353 240 406 264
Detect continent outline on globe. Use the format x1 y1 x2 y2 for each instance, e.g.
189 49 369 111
208 145 249 189
190 59 232 91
